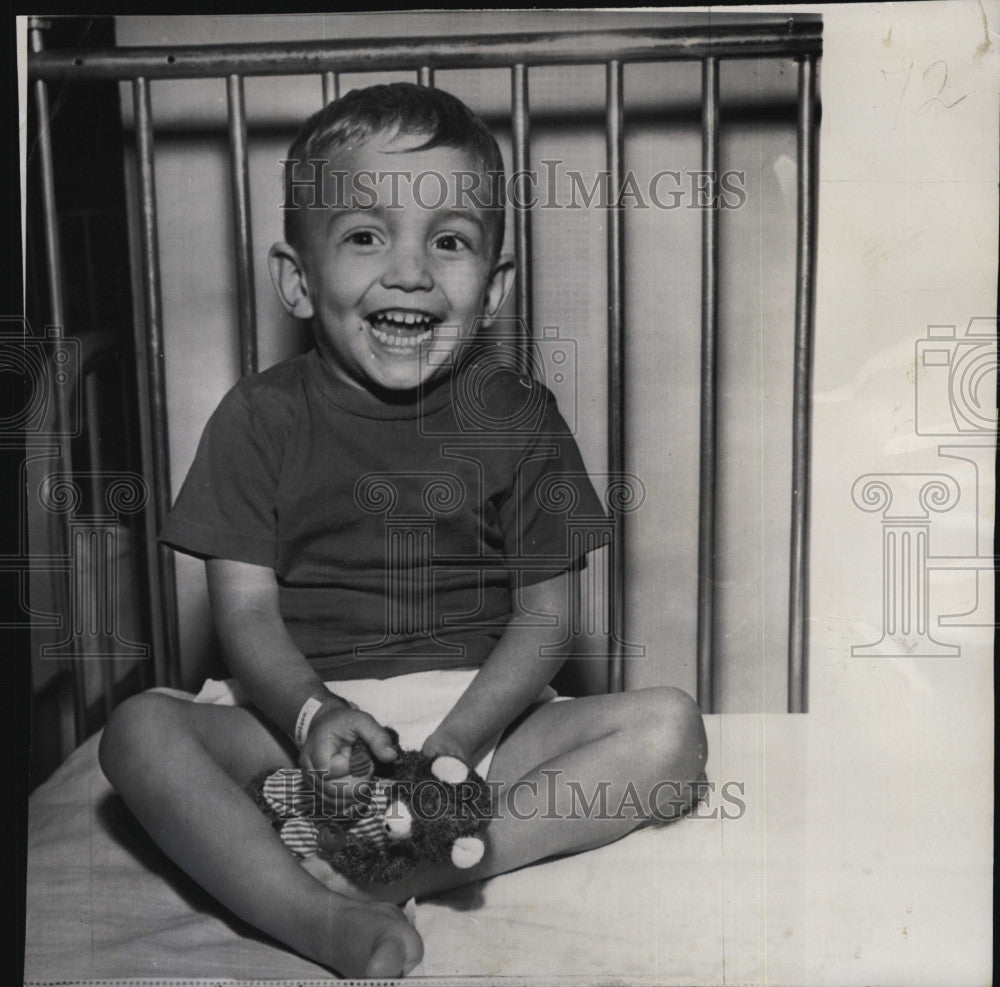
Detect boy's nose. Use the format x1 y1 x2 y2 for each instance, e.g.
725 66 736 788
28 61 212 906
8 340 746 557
380 245 433 292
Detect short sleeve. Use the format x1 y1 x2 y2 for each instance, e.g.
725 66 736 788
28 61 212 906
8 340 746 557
498 389 608 586
159 385 283 567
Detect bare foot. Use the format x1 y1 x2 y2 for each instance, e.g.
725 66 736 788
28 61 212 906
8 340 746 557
301 893 424 978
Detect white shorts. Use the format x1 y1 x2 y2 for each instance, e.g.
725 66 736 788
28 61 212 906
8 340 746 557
193 667 558 779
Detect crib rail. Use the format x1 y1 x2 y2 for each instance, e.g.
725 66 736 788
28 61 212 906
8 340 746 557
27 16 820 720
30 21 822 80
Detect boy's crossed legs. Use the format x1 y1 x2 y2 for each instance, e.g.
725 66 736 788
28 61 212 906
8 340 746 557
99 693 422 978
99 685 706 978
310 685 708 904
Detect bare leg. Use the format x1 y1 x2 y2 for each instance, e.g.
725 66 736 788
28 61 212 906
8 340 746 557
98 692 423 978
311 686 707 904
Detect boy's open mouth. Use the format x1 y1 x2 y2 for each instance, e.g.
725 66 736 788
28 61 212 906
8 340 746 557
365 309 441 349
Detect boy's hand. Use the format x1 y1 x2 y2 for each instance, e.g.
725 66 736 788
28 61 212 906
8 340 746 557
299 702 397 803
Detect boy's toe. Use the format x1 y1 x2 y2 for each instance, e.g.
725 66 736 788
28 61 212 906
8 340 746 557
366 926 423 978
366 937 406 978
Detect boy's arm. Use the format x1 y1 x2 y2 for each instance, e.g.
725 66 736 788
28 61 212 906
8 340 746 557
207 557 335 736
422 569 575 765
206 558 396 779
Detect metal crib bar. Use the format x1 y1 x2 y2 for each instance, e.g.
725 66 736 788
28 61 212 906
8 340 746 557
418 65 434 86
133 77 181 690
511 62 533 376
322 71 339 104
30 24 66 337
123 351 155 696
29 19 87 744
696 57 720 714
30 22 824 81
606 59 626 695
226 74 259 377
788 54 817 714
83 373 117 723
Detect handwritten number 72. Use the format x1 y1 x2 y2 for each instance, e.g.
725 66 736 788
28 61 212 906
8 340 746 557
881 59 967 124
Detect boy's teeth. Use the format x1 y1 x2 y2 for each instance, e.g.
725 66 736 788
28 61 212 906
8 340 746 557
367 309 437 348
372 310 435 327
370 325 433 348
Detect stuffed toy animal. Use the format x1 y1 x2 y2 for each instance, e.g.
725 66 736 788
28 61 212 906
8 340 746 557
250 728 492 884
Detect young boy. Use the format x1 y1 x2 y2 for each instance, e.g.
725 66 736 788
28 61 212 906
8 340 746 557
99 83 707 980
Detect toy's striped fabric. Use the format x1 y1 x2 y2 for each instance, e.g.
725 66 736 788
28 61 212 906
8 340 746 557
259 768 392 858
348 744 374 778
261 766 372 822
346 785 391 850
279 817 321 856
261 769 321 817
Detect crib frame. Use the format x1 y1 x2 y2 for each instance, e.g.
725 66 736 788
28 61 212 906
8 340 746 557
27 15 821 729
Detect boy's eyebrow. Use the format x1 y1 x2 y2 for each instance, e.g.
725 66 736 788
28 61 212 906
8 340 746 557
433 208 485 232
324 204 390 238
327 204 390 222
326 205 486 233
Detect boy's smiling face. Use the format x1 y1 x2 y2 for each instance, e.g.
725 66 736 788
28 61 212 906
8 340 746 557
269 129 513 394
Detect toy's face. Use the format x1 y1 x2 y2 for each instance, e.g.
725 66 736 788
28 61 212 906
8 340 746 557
393 756 487 867
313 751 490 883
383 787 486 869
383 800 413 840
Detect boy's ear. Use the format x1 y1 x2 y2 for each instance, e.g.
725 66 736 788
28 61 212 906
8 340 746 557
478 252 516 328
268 242 314 319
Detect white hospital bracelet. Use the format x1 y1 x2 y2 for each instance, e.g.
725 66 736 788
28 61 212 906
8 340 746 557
293 693 356 748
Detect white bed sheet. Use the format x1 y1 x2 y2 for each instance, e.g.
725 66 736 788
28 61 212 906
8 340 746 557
24 712 814 985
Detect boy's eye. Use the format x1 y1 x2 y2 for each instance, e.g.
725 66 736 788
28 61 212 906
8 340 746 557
345 230 380 247
433 233 470 253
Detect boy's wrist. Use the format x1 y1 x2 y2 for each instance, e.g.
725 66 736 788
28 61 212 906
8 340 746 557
293 690 357 747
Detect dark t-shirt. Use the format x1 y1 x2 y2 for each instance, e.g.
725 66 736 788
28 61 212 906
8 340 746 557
160 347 606 678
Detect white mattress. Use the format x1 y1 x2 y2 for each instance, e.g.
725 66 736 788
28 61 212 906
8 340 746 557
24 709 989 985
22 713 798 984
